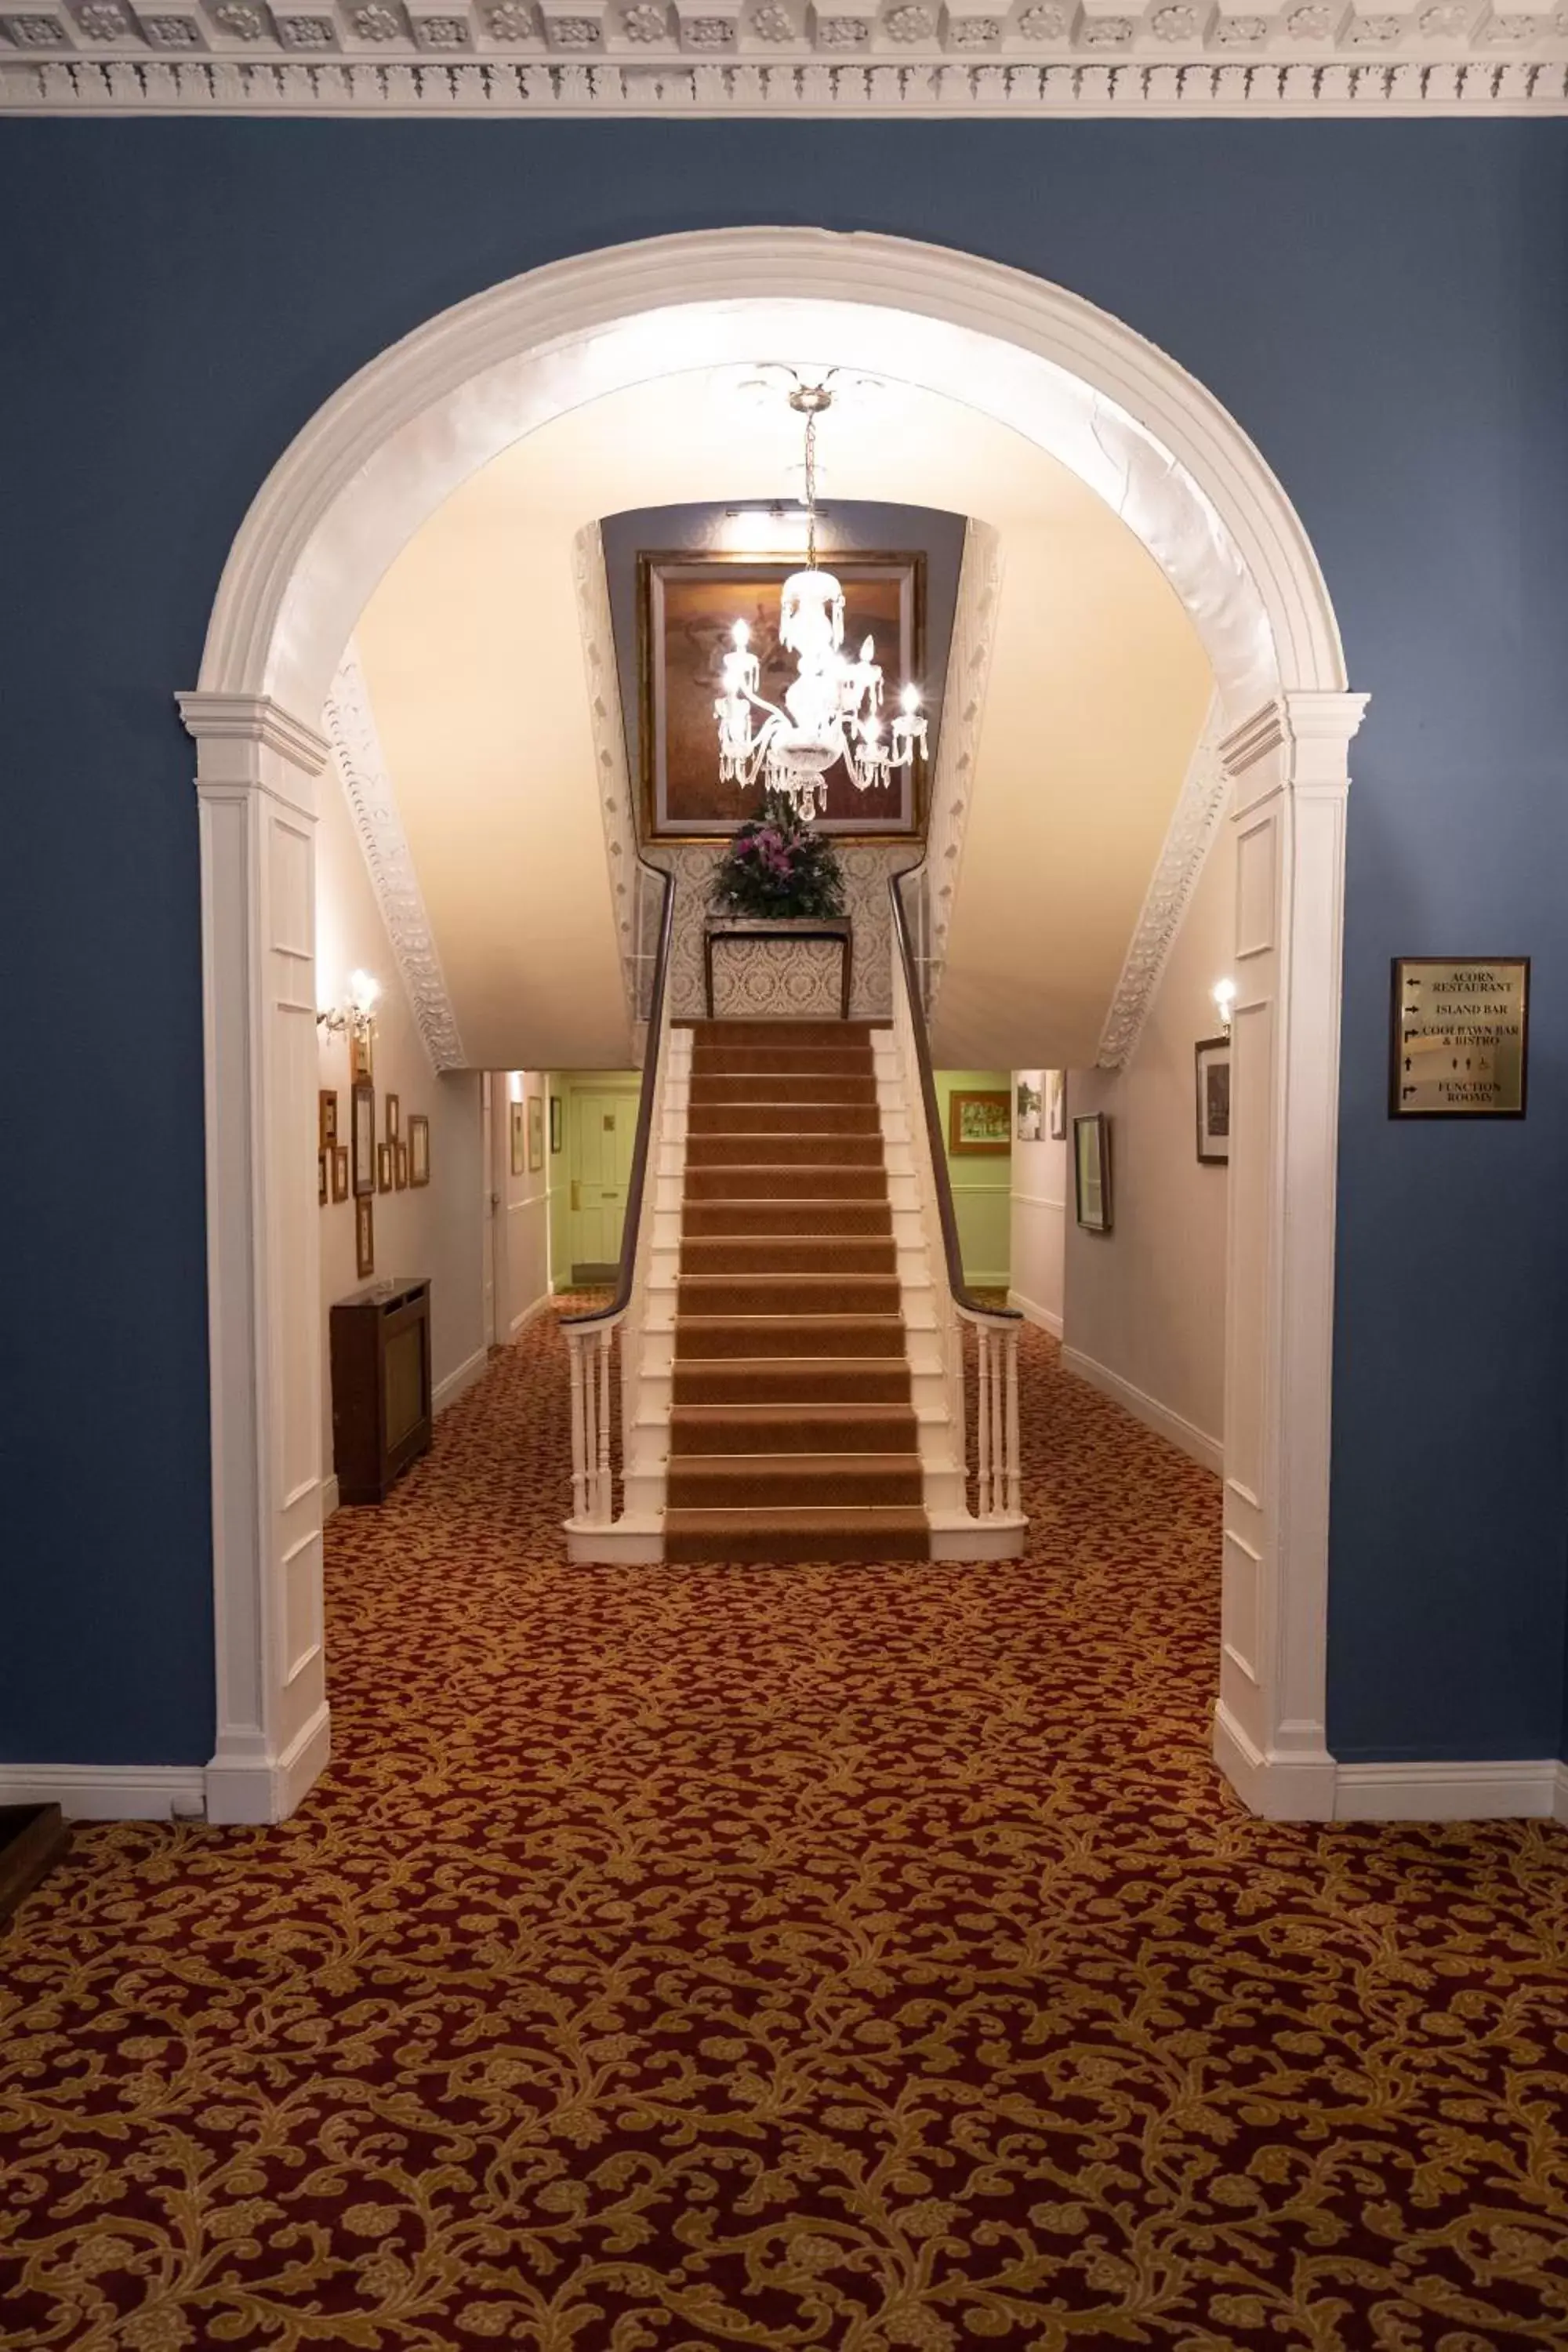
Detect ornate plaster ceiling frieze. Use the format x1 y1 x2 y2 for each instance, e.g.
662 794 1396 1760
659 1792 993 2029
323 644 469 1074
921 517 1003 1019
571 520 647 1033
1094 695 1228 1069
2 13 1566 105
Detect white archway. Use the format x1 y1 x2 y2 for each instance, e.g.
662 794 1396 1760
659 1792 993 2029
180 229 1365 1825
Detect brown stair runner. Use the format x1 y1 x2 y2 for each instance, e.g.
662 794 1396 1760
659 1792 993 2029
664 1018 929 1566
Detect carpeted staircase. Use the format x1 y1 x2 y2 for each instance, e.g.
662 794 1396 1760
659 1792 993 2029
664 1018 931 1564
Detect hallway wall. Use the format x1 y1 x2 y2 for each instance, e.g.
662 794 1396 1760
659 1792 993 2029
499 1073 553 1341
6 122 1567 1770
316 750 486 1501
1062 825 1235 1475
1010 1079 1067 1336
935 1071 1012 1289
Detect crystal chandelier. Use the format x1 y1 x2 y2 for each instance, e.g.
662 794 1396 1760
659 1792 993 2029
714 378 927 824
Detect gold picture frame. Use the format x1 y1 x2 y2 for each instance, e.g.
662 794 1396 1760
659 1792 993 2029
510 1099 525 1177
318 1149 328 1207
638 549 927 840
318 1088 338 1149
355 1194 374 1279
528 1094 544 1173
384 1091 400 1142
331 1144 349 1203
351 1079 376 1199
378 1142 393 1194
350 1025 373 1083
948 1089 1011 1156
408 1113 430 1187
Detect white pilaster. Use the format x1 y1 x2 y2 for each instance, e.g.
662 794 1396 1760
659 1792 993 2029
1213 688 1367 1820
180 691 334 1825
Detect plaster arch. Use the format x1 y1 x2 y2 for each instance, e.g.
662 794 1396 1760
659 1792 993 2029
180 227 1366 1828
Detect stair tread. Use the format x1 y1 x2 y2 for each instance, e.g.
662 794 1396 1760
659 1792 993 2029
665 1504 927 1526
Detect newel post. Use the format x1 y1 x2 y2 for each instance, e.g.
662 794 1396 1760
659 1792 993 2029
180 691 335 1827
1214 689 1368 1821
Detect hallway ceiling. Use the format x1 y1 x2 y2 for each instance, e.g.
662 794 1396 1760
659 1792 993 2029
351 363 1211 1072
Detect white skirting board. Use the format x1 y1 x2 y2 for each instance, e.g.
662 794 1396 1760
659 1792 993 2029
1059 1342 1222 1477
1007 1287 1062 1338
0 1763 209 1821
1334 1758 1568 1824
433 1345 489 1415
507 1288 551 1341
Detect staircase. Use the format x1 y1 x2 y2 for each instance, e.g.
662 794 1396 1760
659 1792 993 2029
662 1018 930 1563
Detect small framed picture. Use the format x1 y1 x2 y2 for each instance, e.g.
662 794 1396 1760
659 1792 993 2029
510 1099 526 1177
396 1141 408 1190
549 1096 562 1156
408 1113 430 1187
318 1149 328 1207
1195 1037 1231 1164
1073 1112 1112 1233
385 1092 400 1142
528 1095 544 1173
1047 1069 1066 1142
351 1079 376 1198
350 1025 373 1083
332 1144 349 1203
319 1088 338 1149
949 1089 1011 1156
378 1142 393 1194
355 1194 374 1279
1014 1072 1044 1143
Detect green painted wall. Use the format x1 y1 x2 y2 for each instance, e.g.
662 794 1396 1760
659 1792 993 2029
935 1070 1011 1289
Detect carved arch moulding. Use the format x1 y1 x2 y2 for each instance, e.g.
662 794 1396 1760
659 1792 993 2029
177 229 1385 1831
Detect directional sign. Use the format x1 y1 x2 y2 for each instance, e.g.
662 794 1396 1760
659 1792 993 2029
1390 957 1529 1118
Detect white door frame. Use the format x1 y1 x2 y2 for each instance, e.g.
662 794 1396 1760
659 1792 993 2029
179 228 1364 1824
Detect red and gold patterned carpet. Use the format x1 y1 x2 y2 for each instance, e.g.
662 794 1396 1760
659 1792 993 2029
5 1308 1568 2350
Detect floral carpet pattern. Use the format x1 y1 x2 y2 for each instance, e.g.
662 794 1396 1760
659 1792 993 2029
5 1310 1568 2350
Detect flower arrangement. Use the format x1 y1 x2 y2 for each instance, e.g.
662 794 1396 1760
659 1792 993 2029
709 794 848 921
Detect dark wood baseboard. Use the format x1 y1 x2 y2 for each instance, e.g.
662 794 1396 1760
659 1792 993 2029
0 1804 71 1929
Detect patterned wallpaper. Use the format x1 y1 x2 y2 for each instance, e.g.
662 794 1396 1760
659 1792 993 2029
650 844 920 1023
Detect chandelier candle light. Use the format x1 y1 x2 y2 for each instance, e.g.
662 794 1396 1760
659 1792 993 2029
714 379 927 824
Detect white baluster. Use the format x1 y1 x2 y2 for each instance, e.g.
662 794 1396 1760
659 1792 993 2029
597 1325 613 1523
975 1323 991 1521
568 1334 587 1523
1004 1329 1021 1517
989 1332 1005 1517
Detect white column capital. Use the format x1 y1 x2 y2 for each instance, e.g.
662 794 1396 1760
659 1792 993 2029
1221 690 1370 789
177 691 329 778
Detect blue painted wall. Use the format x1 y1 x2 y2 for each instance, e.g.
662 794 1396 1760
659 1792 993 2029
2 122 1565 1766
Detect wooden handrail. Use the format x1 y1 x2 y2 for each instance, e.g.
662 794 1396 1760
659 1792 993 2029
559 859 675 1331
888 865 1021 1329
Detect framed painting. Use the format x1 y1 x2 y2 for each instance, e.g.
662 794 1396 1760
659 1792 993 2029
1047 1069 1066 1142
550 1096 562 1156
1073 1112 1112 1233
318 1149 328 1208
510 1099 525 1178
395 1142 408 1190
384 1091 400 1142
355 1194 374 1280
331 1145 349 1203
949 1089 1011 1156
1195 1036 1231 1163
1014 1072 1044 1143
378 1142 393 1195
318 1088 338 1149
350 1024 373 1083
408 1114 430 1187
351 1079 376 1199
639 550 926 840
528 1094 545 1173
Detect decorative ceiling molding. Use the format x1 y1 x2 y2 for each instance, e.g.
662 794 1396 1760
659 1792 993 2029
570 520 644 1032
3 40 1566 104
924 518 1004 1018
322 644 468 1076
1095 695 1229 1070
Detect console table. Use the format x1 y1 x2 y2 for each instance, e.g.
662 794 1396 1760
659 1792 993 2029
703 916 854 1022
330 1276 433 1504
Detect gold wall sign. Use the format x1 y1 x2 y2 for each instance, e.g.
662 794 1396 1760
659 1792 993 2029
1390 957 1530 1117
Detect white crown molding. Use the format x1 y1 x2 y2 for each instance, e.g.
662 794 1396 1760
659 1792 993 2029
3 49 1566 106
923 517 1002 1015
571 521 646 1031
1095 694 1228 1070
322 643 467 1074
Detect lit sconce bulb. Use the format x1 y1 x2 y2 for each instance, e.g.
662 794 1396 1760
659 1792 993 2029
731 618 750 649
860 635 875 662
901 681 921 715
1211 978 1237 1029
347 968 381 1017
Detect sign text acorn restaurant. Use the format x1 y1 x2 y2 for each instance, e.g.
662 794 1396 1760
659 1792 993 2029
1390 957 1529 1118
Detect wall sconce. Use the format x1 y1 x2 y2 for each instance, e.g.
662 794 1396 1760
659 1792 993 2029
1211 978 1237 1033
318 967 381 1047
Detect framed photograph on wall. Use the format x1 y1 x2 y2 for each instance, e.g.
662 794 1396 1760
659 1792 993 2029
332 1145 349 1203
1047 1069 1066 1142
1014 1072 1044 1144
510 1099 526 1177
1195 1036 1232 1163
528 1094 545 1173
395 1142 408 1190
351 1079 376 1198
1073 1112 1112 1233
378 1142 393 1194
949 1089 1011 1156
639 550 926 839
319 1089 338 1149
318 1149 328 1207
355 1194 374 1279
549 1096 562 1156
385 1092 400 1142
408 1114 430 1187
350 1025 373 1083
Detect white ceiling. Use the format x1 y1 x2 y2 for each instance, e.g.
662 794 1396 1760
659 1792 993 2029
351 361 1211 1071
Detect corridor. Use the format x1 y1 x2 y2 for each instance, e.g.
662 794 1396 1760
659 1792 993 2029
5 1308 1567 2349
